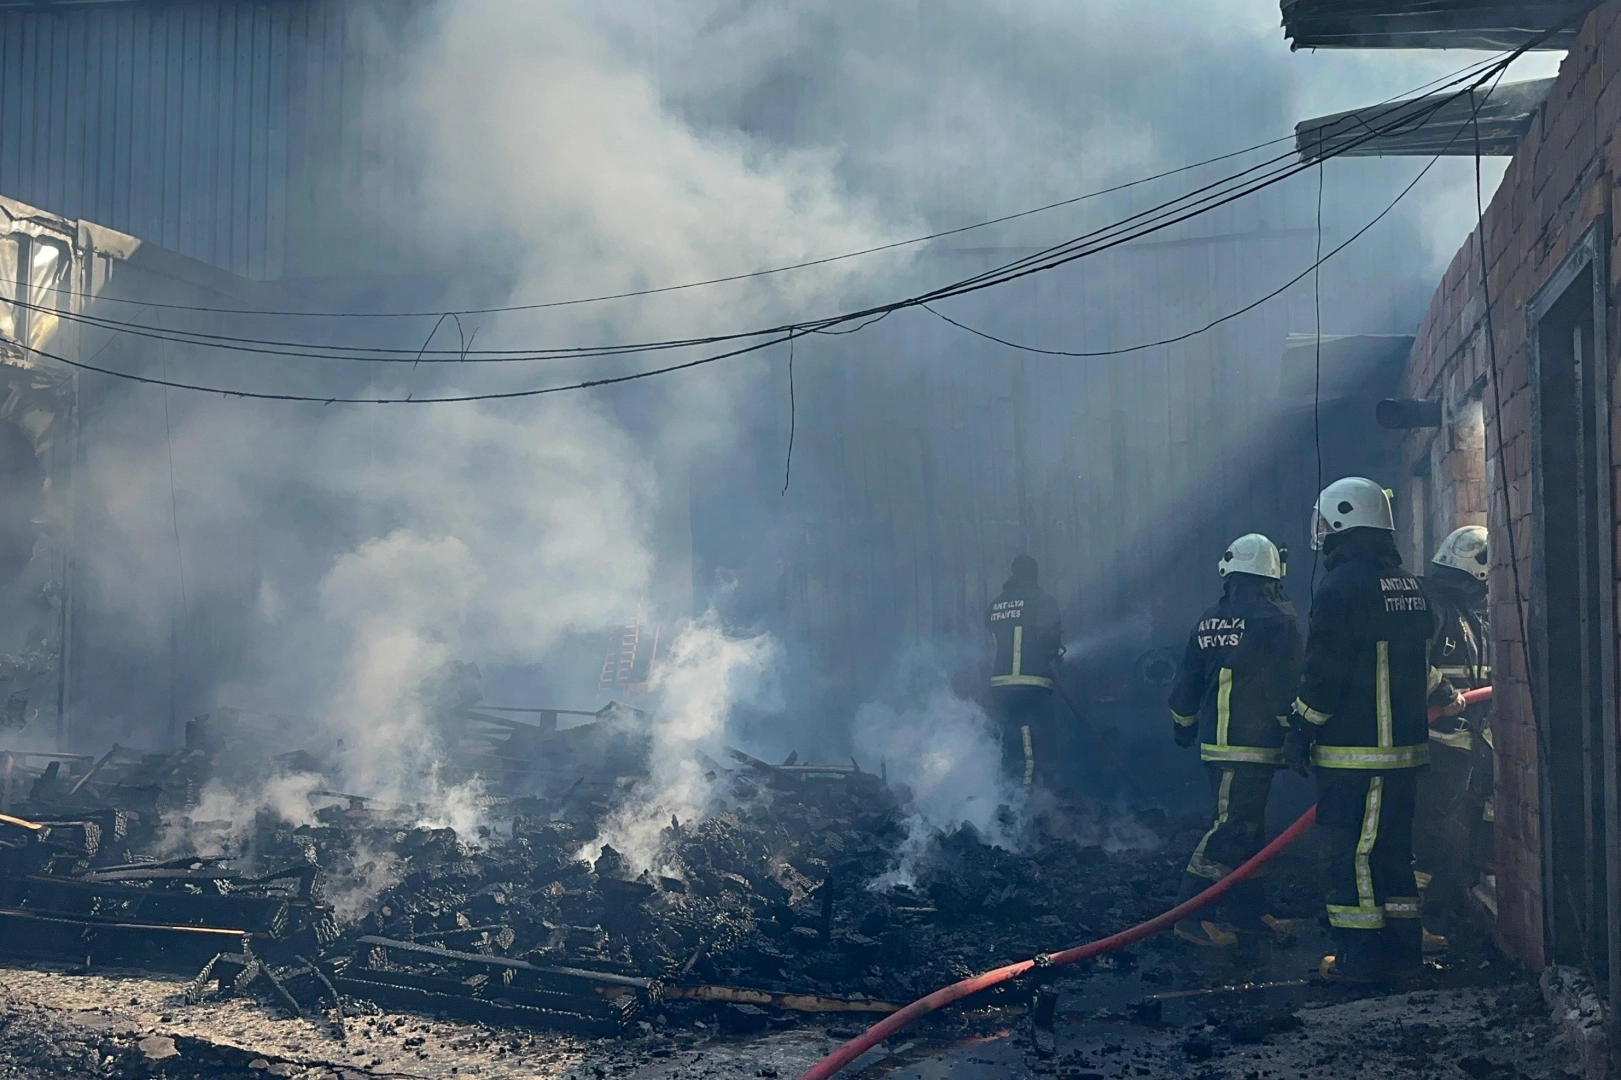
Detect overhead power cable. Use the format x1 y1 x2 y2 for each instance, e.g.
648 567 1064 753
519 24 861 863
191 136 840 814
13 54 1507 370
27 50 1510 324
13 47 1532 402
920 77 1493 358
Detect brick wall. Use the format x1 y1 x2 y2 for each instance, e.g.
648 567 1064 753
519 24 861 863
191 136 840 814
1398 0 1621 969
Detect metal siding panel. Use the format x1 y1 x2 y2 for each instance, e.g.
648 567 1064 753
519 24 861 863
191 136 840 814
232 4 255 276
321 0 348 262
263 4 288 280
179 4 203 260
200 3 223 270
0 17 23 194
239 4 260 277
91 10 112 223
94 10 118 225
214 1 236 272
47 14 69 214
161 6 183 252
226 2 247 274
280 0 313 276
129 6 158 242
67 12 89 219
23 16 45 211
0 0 409 278
111 8 134 230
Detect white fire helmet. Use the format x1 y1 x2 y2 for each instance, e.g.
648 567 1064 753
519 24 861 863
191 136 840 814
1310 477 1394 550
1432 525 1489 581
1219 533 1283 580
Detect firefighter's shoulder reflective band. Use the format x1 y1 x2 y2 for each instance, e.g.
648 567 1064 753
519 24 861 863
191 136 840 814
1327 904 1386 929
1200 744 1283 764
1172 710 1198 727
992 674 1054 688
1293 698 1331 726
1312 743 1430 769
1276 714 1291 728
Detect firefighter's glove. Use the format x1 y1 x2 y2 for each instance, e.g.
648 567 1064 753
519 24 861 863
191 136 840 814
1438 688 1468 718
1282 724 1313 777
1173 720 1198 749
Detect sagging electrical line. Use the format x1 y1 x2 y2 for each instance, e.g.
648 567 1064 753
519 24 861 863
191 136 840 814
916 79 1498 358
12 55 1507 377
0 107 1395 364
919 136 1458 361
11 48 1533 403
1469 79 1546 768
1311 134 1326 602
907 64 1511 307
24 48 1513 324
14 326 814 404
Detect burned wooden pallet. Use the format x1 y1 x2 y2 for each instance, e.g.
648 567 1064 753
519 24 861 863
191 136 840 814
14 874 295 936
339 935 650 1035
0 907 251 971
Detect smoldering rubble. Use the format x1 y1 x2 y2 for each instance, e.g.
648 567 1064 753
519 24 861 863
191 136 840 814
0 698 1194 1042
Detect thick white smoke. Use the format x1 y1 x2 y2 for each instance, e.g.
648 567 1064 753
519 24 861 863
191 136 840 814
854 685 1022 887
74 0 909 838
63 0 1566 863
588 613 782 874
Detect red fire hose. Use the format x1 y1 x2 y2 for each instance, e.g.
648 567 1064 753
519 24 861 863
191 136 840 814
796 808 1317 1080
796 684 1495 1080
1429 685 1493 725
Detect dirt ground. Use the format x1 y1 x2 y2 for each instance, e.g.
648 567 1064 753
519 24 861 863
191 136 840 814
0 947 1583 1080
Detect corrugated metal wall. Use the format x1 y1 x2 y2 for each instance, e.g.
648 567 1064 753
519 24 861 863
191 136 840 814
0 0 424 280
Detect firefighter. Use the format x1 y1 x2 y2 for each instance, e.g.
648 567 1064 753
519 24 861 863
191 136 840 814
987 555 1063 794
1167 533 1304 947
1416 526 1493 909
1283 478 1462 982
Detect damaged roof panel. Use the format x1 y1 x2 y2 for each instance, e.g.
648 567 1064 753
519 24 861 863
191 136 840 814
1295 77 1553 162
1281 0 1597 50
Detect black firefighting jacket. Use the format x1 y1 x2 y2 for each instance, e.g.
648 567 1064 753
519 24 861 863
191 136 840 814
1168 578 1304 764
1426 574 1490 691
1294 535 1438 770
987 578 1063 689
1425 570 1491 753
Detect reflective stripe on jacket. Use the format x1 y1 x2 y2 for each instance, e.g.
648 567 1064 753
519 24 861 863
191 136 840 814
988 581 1062 689
1295 545 1434 770
1168 581 1303 764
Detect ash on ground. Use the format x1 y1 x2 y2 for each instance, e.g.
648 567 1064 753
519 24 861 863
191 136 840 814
0 705 1571 1079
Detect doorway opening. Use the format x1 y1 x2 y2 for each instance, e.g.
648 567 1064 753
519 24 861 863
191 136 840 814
1528 222 1620 1016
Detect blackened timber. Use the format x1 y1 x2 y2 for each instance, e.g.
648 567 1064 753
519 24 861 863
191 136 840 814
1296 78 1553 162
355 935 653 990
14 875 294 937
0 908 249 971
330 969 642 1036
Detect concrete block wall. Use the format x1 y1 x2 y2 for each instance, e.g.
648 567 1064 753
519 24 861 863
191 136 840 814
1398 0 1621 969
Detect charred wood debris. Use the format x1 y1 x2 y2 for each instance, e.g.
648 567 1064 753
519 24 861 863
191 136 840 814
0 704 1193 1041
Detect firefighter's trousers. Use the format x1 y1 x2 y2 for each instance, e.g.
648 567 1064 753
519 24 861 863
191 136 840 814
1316 768 1421 939
1176 763 1275 927
989 686 1053 794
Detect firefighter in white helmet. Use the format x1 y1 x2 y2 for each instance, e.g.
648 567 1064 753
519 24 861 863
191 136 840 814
1415 525 1493 929
1166 533 1303 947
1284 478 1463 981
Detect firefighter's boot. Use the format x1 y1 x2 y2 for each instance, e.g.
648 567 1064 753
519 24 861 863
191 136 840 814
1384 920 1425 980
1320 931 1385 983
1171 873 1238 948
